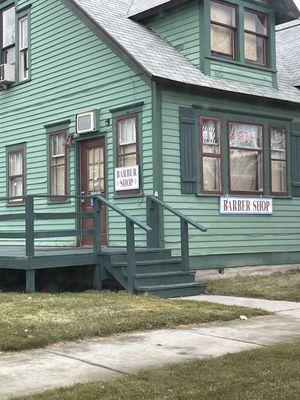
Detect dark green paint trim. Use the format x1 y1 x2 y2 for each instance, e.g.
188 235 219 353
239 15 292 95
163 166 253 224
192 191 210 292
44 119 71 130
0 0 14 10
190 250 300 270
152 82 164 246
16 4 32 13
110 102 144 114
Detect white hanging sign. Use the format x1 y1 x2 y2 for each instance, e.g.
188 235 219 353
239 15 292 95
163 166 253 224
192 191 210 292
220 196 273 215
115 165 139 191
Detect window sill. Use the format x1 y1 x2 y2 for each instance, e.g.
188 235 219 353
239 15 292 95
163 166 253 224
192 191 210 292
6 202 25 207
206 55 276 73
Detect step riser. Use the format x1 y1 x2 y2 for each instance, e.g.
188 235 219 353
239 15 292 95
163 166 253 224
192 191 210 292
134 274 195 286
140 284 206 298
111 250 172 264
121 263 182 274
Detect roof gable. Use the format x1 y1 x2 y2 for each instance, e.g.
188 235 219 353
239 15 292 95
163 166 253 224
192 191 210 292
65 0 300 105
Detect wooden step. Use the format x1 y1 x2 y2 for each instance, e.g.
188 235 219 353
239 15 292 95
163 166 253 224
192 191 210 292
124 271 195 286
135 282 207 298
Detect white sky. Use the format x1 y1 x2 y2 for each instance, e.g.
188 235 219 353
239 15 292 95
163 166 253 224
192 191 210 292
294 0 300 10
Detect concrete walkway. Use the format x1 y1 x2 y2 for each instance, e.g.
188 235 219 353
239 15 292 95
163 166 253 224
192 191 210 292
1 297 300 400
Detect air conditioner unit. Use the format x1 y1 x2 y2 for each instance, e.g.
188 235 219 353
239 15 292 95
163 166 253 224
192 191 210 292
0 64 15 85
76 110 98 135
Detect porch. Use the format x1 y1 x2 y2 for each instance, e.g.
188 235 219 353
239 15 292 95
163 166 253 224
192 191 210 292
0 194 207 297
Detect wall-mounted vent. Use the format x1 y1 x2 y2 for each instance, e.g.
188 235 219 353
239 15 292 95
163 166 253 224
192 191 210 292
76 110 97 135
0 64 15 87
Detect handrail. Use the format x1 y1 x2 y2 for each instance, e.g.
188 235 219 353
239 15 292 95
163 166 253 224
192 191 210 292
0 194 152 295
94 194 152 294
147 195 207 272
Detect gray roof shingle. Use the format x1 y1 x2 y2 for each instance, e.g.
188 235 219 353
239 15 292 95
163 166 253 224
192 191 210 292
73 0 300 105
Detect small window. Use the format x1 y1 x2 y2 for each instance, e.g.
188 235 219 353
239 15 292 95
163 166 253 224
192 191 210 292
49 131 67 199
19 16 28 81
1 5 16 65
211 1 236 59
244 10 268 66
270 128 287 195
7 145 25 203
200 117 222 193
117 115 138 168
229 122 263 194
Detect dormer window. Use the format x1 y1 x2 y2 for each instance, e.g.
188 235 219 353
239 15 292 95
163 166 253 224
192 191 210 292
1 5 16 65
211 1 236 59
244 10 268 66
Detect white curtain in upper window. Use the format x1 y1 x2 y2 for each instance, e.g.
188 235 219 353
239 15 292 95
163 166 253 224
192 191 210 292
119 117 136 146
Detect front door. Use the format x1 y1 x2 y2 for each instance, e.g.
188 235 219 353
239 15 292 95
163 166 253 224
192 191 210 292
80 138 107 245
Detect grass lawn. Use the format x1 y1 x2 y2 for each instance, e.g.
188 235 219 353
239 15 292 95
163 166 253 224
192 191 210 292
12 340 300 400
206 270 300 302
0 291 266 352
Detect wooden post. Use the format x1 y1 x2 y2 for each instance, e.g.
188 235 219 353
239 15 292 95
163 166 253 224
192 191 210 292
93 198 101 254
126 219 136 295
25 196 35 258
93 263 102 290
146 197 159 248
26 270 36 293
180 218 189 272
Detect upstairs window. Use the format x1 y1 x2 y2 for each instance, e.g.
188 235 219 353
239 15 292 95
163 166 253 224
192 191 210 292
244 10 268 66
211 1 236 59
19 16 28 81
1 5 16 65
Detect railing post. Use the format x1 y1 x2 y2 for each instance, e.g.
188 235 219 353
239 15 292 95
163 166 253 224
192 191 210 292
146 197 159 248
126 219 136 294
25 195 35 258
180 218 189 272
93 198 102 254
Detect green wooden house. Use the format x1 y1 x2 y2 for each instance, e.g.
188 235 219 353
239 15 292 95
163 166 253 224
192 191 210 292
0 0 300 296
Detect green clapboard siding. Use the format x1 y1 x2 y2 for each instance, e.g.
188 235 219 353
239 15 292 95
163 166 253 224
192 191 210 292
160 88 300 258
146 0 201 67
210 60 275 88
0 0 152 247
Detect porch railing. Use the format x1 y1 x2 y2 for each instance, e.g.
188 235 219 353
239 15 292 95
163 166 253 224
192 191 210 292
0 194 152 294
146 195 207 272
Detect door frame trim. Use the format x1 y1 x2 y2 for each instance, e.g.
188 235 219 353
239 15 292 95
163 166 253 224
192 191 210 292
75 134 108 246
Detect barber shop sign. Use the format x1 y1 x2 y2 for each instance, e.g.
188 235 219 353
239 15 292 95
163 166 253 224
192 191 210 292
220 196 273 215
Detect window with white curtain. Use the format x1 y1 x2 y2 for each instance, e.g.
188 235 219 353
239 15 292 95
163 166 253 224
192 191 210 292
117 115 138 167
8 145 25 203
19 16 29 81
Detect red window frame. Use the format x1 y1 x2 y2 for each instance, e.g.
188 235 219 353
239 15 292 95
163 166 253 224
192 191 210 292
210 0 237 60
7 146 25 204
228 121 264 195
48 130 68 201
270 126 288 196
116 113 140 195
244 9 269 67
200 116 223 194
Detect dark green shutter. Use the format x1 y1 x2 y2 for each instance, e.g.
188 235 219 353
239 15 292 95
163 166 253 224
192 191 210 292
291 121 300 197
179 107 197 194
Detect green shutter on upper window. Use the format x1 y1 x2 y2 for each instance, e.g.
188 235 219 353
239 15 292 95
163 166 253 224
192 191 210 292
179 107 198 194
291 121 300 197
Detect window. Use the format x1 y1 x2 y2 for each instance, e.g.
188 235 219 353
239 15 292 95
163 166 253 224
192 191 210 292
7 145 25 203
1 5 16 65
211 1 236 59
244 10 268 66
19 16 28 81
200 117 222 193
270 128 287 195
229 122 263 194
116 115 138 168
49 131 67 199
